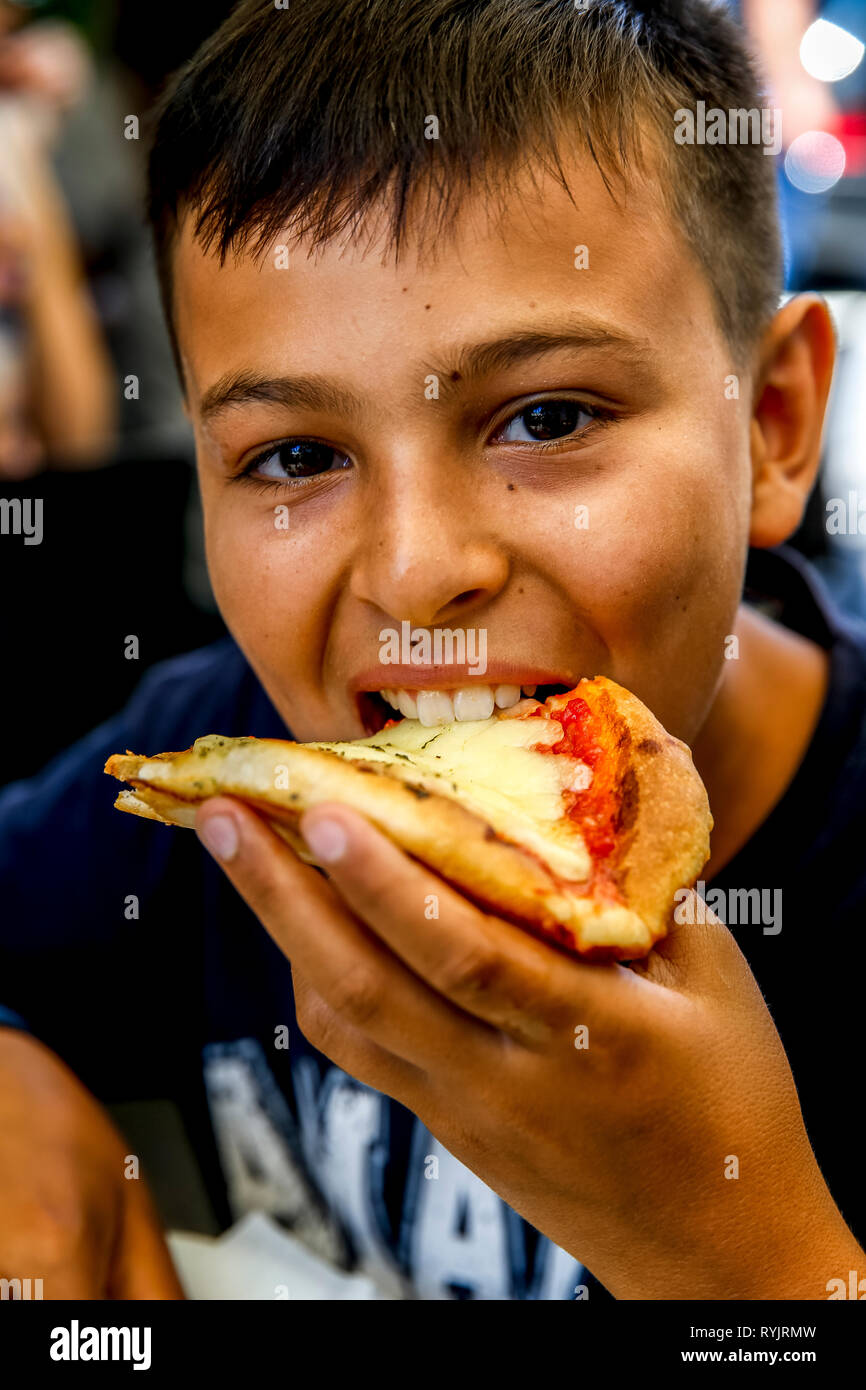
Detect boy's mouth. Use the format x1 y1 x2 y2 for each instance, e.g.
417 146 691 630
356 681 572 735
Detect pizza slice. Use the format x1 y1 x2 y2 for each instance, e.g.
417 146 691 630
104 678 711 960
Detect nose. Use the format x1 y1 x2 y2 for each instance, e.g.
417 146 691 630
348 463 510 628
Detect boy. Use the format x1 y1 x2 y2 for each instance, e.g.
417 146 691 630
2 0 865 1300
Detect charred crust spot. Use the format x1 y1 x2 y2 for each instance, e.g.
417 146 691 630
614 768 639 834
407 785 431 799
636 738 661 755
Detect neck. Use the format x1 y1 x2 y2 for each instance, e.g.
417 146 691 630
691 603 830 879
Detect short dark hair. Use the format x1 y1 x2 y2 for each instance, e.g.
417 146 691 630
147 0 783 372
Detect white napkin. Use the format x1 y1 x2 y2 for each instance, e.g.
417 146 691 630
167 1212 393 1300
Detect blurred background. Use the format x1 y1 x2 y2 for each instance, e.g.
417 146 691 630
1 0 865 785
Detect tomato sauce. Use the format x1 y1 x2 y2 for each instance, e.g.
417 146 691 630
527 695 619 862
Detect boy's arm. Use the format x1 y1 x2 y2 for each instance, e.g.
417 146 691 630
0 1024 183 1297
0 659 220 1297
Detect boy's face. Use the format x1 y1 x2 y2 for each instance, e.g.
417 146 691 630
175 150 754 743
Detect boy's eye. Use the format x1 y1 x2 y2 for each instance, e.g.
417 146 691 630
246 440 351 481
494 400 598 445
239 397 608 486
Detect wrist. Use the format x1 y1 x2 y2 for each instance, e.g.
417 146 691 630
604 1177 863 1300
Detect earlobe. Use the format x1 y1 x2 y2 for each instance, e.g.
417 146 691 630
748 295 835 550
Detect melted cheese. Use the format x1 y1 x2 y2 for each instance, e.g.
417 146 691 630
306 714 593 882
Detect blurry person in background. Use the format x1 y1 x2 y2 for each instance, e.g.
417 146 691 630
732 0 866 622
739 0 866 289
0 0 115 477
742 0 842 147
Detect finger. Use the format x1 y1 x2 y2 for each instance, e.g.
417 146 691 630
108 1181 186 1300
290 966 430 1105
298 802 635 1046
196 797 502 1076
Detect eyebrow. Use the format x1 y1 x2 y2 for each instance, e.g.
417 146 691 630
199 371 367 422
197 314 650 422
433 318 651 386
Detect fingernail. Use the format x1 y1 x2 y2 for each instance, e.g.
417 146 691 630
198 813 239 862
302 816 347 864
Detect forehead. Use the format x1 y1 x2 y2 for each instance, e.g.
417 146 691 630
173 150 721 399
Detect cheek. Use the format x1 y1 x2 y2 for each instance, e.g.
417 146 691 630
552 431 749 736
200 483 335 675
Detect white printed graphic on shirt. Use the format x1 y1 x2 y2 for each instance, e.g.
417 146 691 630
204 1040 585 1300
202 1040 343 1264
399 1110 586 1300
399 1133 512 1299
292 1057 409 1299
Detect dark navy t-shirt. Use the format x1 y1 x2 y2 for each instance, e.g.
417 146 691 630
2 545 865 1299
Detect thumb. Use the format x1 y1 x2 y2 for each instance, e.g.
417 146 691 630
629 889 741 994
108 1179 185 1300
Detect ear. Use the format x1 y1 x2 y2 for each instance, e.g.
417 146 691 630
749 294 835 549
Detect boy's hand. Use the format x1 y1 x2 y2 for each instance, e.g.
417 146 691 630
197 797 863 1300
0 1028 185 1299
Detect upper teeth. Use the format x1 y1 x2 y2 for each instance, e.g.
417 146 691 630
379 684 538 726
